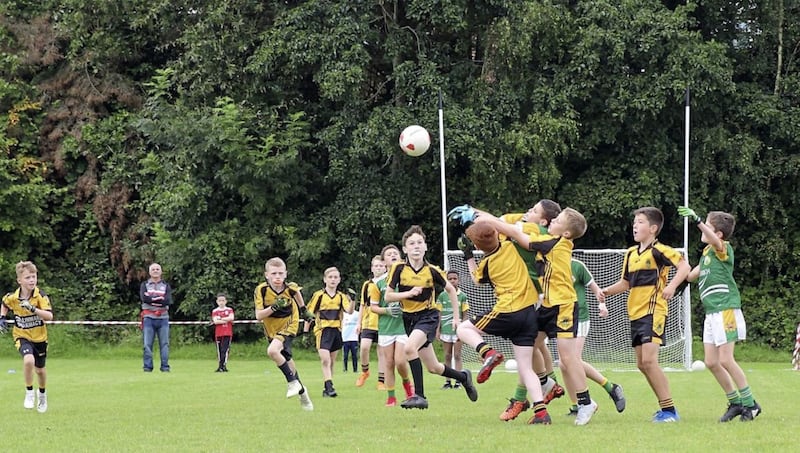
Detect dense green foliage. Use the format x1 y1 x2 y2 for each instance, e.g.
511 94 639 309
1 1 798 348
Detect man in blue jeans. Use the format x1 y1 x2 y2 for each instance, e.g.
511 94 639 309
140 263 173 372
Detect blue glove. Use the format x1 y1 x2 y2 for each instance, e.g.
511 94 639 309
386 303 402 317
447 205 477 227
0 318 6 333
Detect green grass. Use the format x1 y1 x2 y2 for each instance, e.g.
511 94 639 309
0 355 797 452
1 327 797 451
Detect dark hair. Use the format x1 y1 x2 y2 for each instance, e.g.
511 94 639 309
446 270 459 277
216 293 227 299
401 225 426 246
707 211 736 239
633 206 664 236
539 199 562 224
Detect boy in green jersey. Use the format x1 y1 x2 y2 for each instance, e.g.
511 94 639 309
679 207 761 422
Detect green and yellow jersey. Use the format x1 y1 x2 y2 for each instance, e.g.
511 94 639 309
697 242 741 314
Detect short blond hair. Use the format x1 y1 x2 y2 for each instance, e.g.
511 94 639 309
15 261 37 278
323 266 340 277
265 257 286 271
562 208 587 240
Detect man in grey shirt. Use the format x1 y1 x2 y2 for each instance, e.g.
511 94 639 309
140 263 172 372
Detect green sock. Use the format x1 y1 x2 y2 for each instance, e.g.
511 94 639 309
571 403 579 411
513 384 528 401
602 379 614 393
739 386 754 407
726 390 741 405
388 389 396 398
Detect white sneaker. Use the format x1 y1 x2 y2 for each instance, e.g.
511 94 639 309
286 380 303 398
24 390 35 409
37 392 47 413
575 399 598 426
299 387 314 411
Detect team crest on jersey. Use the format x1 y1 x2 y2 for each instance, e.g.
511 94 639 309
557 316 572 330
703 255 711 265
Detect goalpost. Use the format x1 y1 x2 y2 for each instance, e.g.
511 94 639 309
447 249 693 371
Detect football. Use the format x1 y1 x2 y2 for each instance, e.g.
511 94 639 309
691 360 706 371
399 125 430 157
504 358 518 371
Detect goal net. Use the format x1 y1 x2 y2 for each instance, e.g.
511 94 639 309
446 249 692 371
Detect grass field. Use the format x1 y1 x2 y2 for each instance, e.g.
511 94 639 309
1 348 797 452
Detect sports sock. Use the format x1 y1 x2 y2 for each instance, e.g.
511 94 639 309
387 388 396 398
600 378 613 393
362 364 369 373
739 386 755 407
476 342 491 357
39 388 45 393
532 402 546 414
378 371 385 384
547 371 558 383
324 380 333 391
658 398 676 413
538 373 548 385
299 386 306 395
726 390 741 405
441 364 464 381
409 358 424 398
513 384 528 401
278 362 294 381
26 386 33 391
577 389 591 406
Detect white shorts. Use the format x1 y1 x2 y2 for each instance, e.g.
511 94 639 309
439 333 459 343
703 309 746 346
576 320 590 338
378 334 408 348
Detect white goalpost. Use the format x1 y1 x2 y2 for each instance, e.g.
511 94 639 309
446 249 693 371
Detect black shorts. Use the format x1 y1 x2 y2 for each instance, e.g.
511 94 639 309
470 305 538 346
630 313 666 347
537 303 578 339
268 335 295 361
403 308 440 348
17 338 47 368
316 327 343 352
360 329 378 342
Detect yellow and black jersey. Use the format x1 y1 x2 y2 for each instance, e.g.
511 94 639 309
473 240 538 313
387 260 448 313
2 287 51 342
359 279 379 330
307 289 351 331
622 241 685 320
254 282 301 339
524 231 577 307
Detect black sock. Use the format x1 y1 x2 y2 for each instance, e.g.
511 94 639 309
409 358 425 398
442 364 465 382
577 390 591 406
278 362 294 381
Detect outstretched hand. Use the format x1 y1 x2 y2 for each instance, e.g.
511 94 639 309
447 205 477 227
678 206 701 224
457 234 475 260
19 300 36 313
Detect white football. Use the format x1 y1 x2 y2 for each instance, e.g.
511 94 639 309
399 125 430 157
504 358 518 371
691 360 706 371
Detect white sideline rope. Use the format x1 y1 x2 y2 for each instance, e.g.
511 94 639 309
4 320 262 325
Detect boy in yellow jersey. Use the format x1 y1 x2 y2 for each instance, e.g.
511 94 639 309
385 225 478 409
602 207 690 423
456 222 552 424
0 261 54 413
254 257 315 411
474 207 598 425
307 266 355 397
356 255 386 388
679 206 760 421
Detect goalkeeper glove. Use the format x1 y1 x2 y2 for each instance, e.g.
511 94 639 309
273 297 292 310
457 234 475 260
0 318 6 334
347 288 357 299
19 300 36 313
386 302 402 317
301 307 315 321
447 205 477 227
678 206 702 224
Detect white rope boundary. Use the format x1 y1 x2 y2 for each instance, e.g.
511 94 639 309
4 320 262 325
